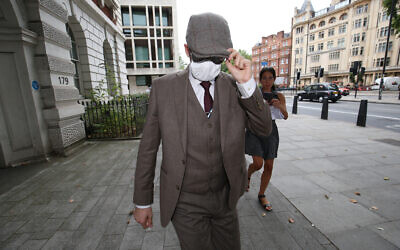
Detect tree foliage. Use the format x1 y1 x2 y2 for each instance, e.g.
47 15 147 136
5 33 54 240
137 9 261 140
383 0 400 35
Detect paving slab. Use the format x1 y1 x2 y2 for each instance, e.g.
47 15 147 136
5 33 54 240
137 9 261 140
328 228 399 250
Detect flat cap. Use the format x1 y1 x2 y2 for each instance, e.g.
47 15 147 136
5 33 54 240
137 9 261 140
186 13 232 59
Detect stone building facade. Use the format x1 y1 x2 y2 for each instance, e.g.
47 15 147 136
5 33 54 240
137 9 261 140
252 31 292 86
0 0 128 167
291 0 400 88
121 0 179 94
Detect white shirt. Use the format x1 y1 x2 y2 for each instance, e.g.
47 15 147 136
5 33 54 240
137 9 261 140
136 67 256 209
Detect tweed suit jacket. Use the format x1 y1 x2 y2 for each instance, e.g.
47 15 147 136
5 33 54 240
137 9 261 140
133 67 272 227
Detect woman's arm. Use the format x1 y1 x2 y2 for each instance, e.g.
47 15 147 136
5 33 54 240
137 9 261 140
271 93 288 120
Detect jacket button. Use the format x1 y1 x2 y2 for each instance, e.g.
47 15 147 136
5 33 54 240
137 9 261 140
176 185 180 190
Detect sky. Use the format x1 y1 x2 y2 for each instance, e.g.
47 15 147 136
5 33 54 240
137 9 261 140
177 0 332 63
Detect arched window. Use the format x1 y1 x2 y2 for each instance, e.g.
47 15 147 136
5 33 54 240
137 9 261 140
319 21 326 27
329 17 336 23
339 13 348 20
66 24 81 93
310 24 316 30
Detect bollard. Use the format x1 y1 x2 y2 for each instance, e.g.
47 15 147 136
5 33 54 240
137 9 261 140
292 95 298 114
398 90 400 100
357 99 368 127
321 97 328 120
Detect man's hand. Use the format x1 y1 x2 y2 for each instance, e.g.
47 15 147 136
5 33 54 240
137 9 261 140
225 48 252 84
134 207 153 229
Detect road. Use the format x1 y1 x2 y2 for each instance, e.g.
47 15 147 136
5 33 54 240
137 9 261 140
285 97 400 133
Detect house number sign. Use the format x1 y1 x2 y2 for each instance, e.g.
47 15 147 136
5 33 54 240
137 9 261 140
58 76 69 85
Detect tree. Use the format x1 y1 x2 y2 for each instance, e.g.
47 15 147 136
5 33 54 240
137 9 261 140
221 49 252 73
383 0 400 35
179 56 188 70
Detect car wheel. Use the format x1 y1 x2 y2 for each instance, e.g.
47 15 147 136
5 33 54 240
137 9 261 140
332 100 337 103
318 96 324 103
298 95 302 101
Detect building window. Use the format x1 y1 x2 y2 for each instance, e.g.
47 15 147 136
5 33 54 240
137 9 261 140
310 66 321 74
376 41 393 52
361 32 366 41
353 33 361 43
318 43 324 51
122 7 130 26
310 24 316 30
328 28 335 36
310 34 315 41
311 54 320 62
309 45 314 52
123 28 131 37
280 68 284 74
338 24 347 33
374 57 390 67
339 13 348 20
378 26 394 37
329 17 336 24
318 31 324 39
354 19 362 28
381 12 390 22
162 7 172 26
136 75 152 86
132 7 147 26
360 47 364 55
66 24 81 92
125 40 133 61
135 39 149 60
319 21 326 27
356 4 368 15
328 64 339 71
296 26 303 34
352 47 359 56
329 51 340 60
337 38 345 47
363 17 368 27
327 40 334 49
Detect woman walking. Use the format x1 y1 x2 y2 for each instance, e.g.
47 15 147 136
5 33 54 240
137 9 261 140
245 67 288 211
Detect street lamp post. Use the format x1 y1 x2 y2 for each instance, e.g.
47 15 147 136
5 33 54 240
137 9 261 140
379 0 396 100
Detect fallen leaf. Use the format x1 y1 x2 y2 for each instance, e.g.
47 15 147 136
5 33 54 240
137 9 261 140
288 218 295 223
69 199 74 203
377 227 384 231
129 210 134 216
324 194 331 200
350 199 358 204
382 156 387 158
384 177 390 181
262 213 266 217
344 149 348 151
370 206 378 210
126 220 130 224
354 192 361 196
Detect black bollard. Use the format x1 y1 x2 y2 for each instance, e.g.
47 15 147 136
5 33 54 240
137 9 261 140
321 97 328 120
357 99 368 127
398 90 400 100
292 95 298 114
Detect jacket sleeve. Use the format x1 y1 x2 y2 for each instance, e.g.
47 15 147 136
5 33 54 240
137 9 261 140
133 80 161 206
238 86 272 138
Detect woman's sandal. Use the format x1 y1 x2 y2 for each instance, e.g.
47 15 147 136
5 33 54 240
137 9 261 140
258 194 272 211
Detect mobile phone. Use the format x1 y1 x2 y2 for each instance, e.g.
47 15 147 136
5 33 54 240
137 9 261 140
263 92 275 102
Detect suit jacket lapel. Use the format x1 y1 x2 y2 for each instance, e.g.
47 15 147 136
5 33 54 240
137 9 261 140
216 74 231 153
174 68 189 156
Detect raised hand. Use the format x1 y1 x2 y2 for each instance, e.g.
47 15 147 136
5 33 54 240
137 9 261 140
225 48 252 84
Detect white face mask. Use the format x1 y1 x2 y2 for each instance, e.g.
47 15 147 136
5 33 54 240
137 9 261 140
190 61 221 81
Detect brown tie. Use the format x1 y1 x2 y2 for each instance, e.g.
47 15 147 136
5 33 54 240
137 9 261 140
200 81 213 114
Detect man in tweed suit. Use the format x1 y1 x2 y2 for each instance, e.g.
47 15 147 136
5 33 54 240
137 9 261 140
133 13 272 249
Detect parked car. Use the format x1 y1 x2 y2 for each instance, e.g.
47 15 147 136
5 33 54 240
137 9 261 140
339 87 350 96
297 83 341 103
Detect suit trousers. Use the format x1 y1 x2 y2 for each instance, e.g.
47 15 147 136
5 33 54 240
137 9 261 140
171 185 241 250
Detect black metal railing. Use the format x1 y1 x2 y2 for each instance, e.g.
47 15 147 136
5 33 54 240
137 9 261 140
79 97 148 139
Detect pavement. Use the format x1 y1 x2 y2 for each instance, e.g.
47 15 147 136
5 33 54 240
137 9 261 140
0 113 399 249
